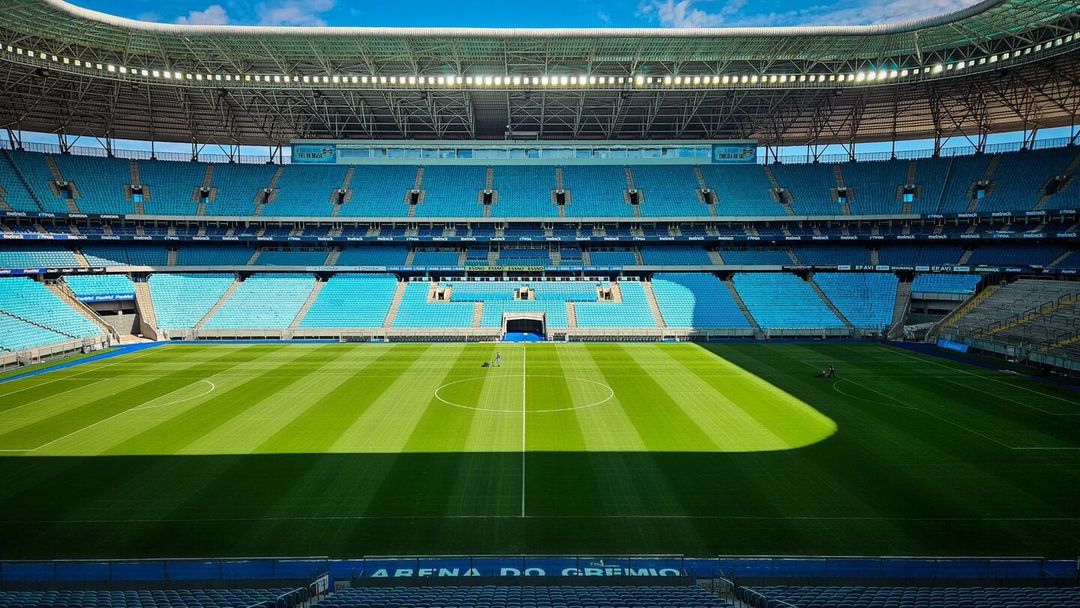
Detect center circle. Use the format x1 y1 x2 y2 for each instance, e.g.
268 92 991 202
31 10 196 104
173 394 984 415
434 374 615 413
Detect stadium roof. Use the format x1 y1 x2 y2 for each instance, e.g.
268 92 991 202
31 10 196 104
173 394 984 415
0 0 1079 149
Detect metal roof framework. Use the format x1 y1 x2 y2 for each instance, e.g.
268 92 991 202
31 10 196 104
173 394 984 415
0 0 1079 154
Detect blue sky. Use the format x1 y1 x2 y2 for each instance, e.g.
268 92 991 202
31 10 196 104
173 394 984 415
72 0 984 28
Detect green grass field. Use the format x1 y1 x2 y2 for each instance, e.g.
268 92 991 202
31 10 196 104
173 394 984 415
0 341 1078 559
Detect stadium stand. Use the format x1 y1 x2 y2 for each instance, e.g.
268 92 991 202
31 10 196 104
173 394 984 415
631 165 706 216
51 153 131 214
0 588 300 608
319 586 734 608
651 273 751 329
137 159 206 215
393 282 475 328
561 166 632 217
697 165 774 215
0 277 102 339
0 313 70 352
176 245 256 266
203 274 316 329
911 274 982 295
255 248 331 266
147 273 237 330
418 166 488 217
0 245 80 268
749 585 1080 608
718 248 791 265
300 274 399 329
5 150 72 213
64 274 135 300
794 245 872 265
490 166 558 217
206 163 278 216
575 281 656 328
342 165 419 216
813 272 899 331
337 245 409 266
732 273 846 330
82 245 169 267
640 246 713 266
840 159 908 215
266 164 349 216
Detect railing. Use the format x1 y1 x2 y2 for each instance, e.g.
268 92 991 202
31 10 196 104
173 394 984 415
3 134 1076 167
736 586 799 608
976 291 1080 337
245 587 308 608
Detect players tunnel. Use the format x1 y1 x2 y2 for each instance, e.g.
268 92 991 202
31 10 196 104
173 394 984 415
504 313 546 341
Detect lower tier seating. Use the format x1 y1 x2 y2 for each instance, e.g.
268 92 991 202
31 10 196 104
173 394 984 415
813 272 898 331
732 273 845 330
203 274 316 329
750 585 1080 608
320 585 733 608
147 273 237 330
651 273 750 329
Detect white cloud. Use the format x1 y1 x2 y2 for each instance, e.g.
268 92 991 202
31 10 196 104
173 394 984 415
597 10 612 24
256 0 336 26
175 4 230 25
637 0 981 28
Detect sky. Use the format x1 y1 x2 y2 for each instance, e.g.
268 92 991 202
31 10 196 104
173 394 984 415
69 0 986 29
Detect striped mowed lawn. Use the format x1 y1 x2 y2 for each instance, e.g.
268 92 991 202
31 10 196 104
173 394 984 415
0 341 1077 560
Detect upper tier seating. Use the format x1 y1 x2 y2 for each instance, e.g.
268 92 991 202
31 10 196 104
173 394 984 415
82 245 169 266
840 159 909 215
813 272 898 330
0 245 80 268
967 245 1064 266
718 248 791 265
337 245 410 266
341 165 418 216
588 249 639 266
750 585 1080 608
575 281 656 328
319 585 734 608
300 274 399 329
490 166 557 217
651 273 751 329
732 273 845 329
631 165 707 216
255 248 331 266
412 249 462 266
770 163 840 216
203 273 316 329
562 166 631 217
5 151 73 213
52 154 132 215
877 244 964 266
177 245 255 266
264 165 349 216
641 246 714 266
698 165 775 216
147 273 237 330
795 245 872 266
417 166 488 217
138 159 206 215
0 277 101 339
205 163 278 216
65 274 135 300
911 274 982 295
0 588 297 608
3 147 1080 217
0 151 61 213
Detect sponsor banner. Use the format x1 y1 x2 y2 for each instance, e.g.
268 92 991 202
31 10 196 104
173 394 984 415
291 143 338 164
328 557 698 579
937 339 970 353
711 142 757 164
77 294 136 302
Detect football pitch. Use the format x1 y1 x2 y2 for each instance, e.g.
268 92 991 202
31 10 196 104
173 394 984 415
0 341 1078 559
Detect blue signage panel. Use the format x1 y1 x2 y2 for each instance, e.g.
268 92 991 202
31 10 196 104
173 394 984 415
711 143 757 164
292 143 338 164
